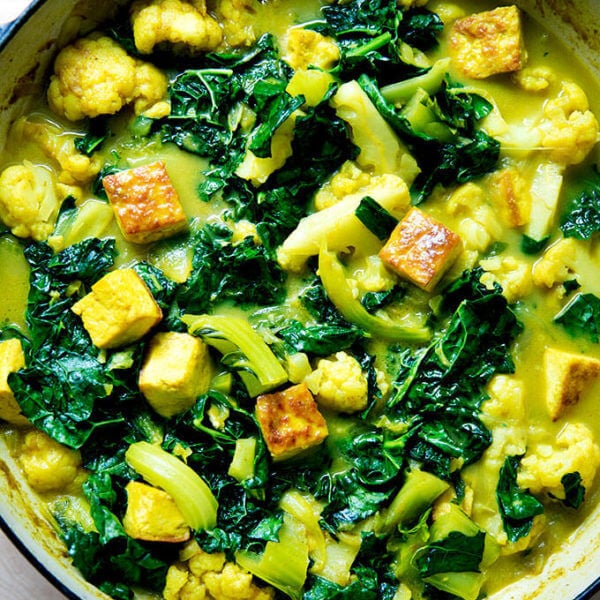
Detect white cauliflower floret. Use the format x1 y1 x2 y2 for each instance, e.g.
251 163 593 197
164 541 274 600
314 161 372 210
538 81 599 164
517 422 600 500
480 255 533 303
47 35 168 121
18 430 83 493
14 116 101 186
131 0 222 54
0 161 61 241
304 352 368 413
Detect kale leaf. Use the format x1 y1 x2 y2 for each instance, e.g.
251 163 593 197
559 472 586 509
496 455 544 543
355 195 398 240
554 292 600 343
560 172 600 240
415 530 485 577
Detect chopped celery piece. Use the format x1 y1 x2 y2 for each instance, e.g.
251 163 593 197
424 571 484 600
183 314 288 397
125 441 218 531
381 469 449 533
236 513 309 600
401 89 454 142
318 248 430 342
381 58 451 105
228 437 257 483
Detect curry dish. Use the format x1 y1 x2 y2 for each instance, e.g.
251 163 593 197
0 0 599 599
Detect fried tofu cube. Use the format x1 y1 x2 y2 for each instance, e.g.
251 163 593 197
488 167 531 228
379 207 462 292
544 347 600 421
102 161 187 244
449 6 526 79
123 481 190 543
0 339 28 426
139 332 213 418
71 268 162 349
255 383 328 461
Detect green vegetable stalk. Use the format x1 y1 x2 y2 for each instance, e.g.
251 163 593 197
318 247 430 342
125 441 218 531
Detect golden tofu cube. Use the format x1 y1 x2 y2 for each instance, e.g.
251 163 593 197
544 348 600 421
123 481 190 543
139 332 213 418
488 167 531 228
255 383 328 461
103 161 187 244
0 339 28 426
71 268 162 349
379 207 462 292
449 6 526 79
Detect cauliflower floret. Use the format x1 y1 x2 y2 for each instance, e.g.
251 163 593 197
215 0 260 48
314 161 372 211
47 35 168 121
131 0 222 54
18 430 83 493
513 66 555 93
0 161 61 241
517 422 600 500
532 237 584 290
480 255 533 303
14 117 101 186
304 352 368 413
538 81 599 164
164 541 275 600
283 28 340 71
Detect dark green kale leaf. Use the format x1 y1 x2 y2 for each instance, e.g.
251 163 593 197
175 222 287 313
415 531 485 577
355 195 398 240
9 240 124 448
560 176 600 240
398 8 444 51
361 286 406 314
384 270 522 477
554 292 600 343
278 320 364 356
317 0 428 84
496 455 544 543
74 118 111 156
559 472 586 509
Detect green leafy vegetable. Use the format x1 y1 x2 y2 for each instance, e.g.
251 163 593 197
496 455 544 543
416 530 485 577
554 292 600 343
560 184 600 240
559 472 586 509
355 195 398 240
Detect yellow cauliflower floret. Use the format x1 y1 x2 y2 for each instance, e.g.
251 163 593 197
0 161 61 241
532 237 584 290
15 117 101 185
314 161 372 211
538 81 599 164
479 255 533 303
215 0 260 48
304 352 368 413
18 430 82 493
131 0 222 54
513 66 555 93
163 542 275 600
517 422 600 500
47 35 168 121
283 28 340 71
